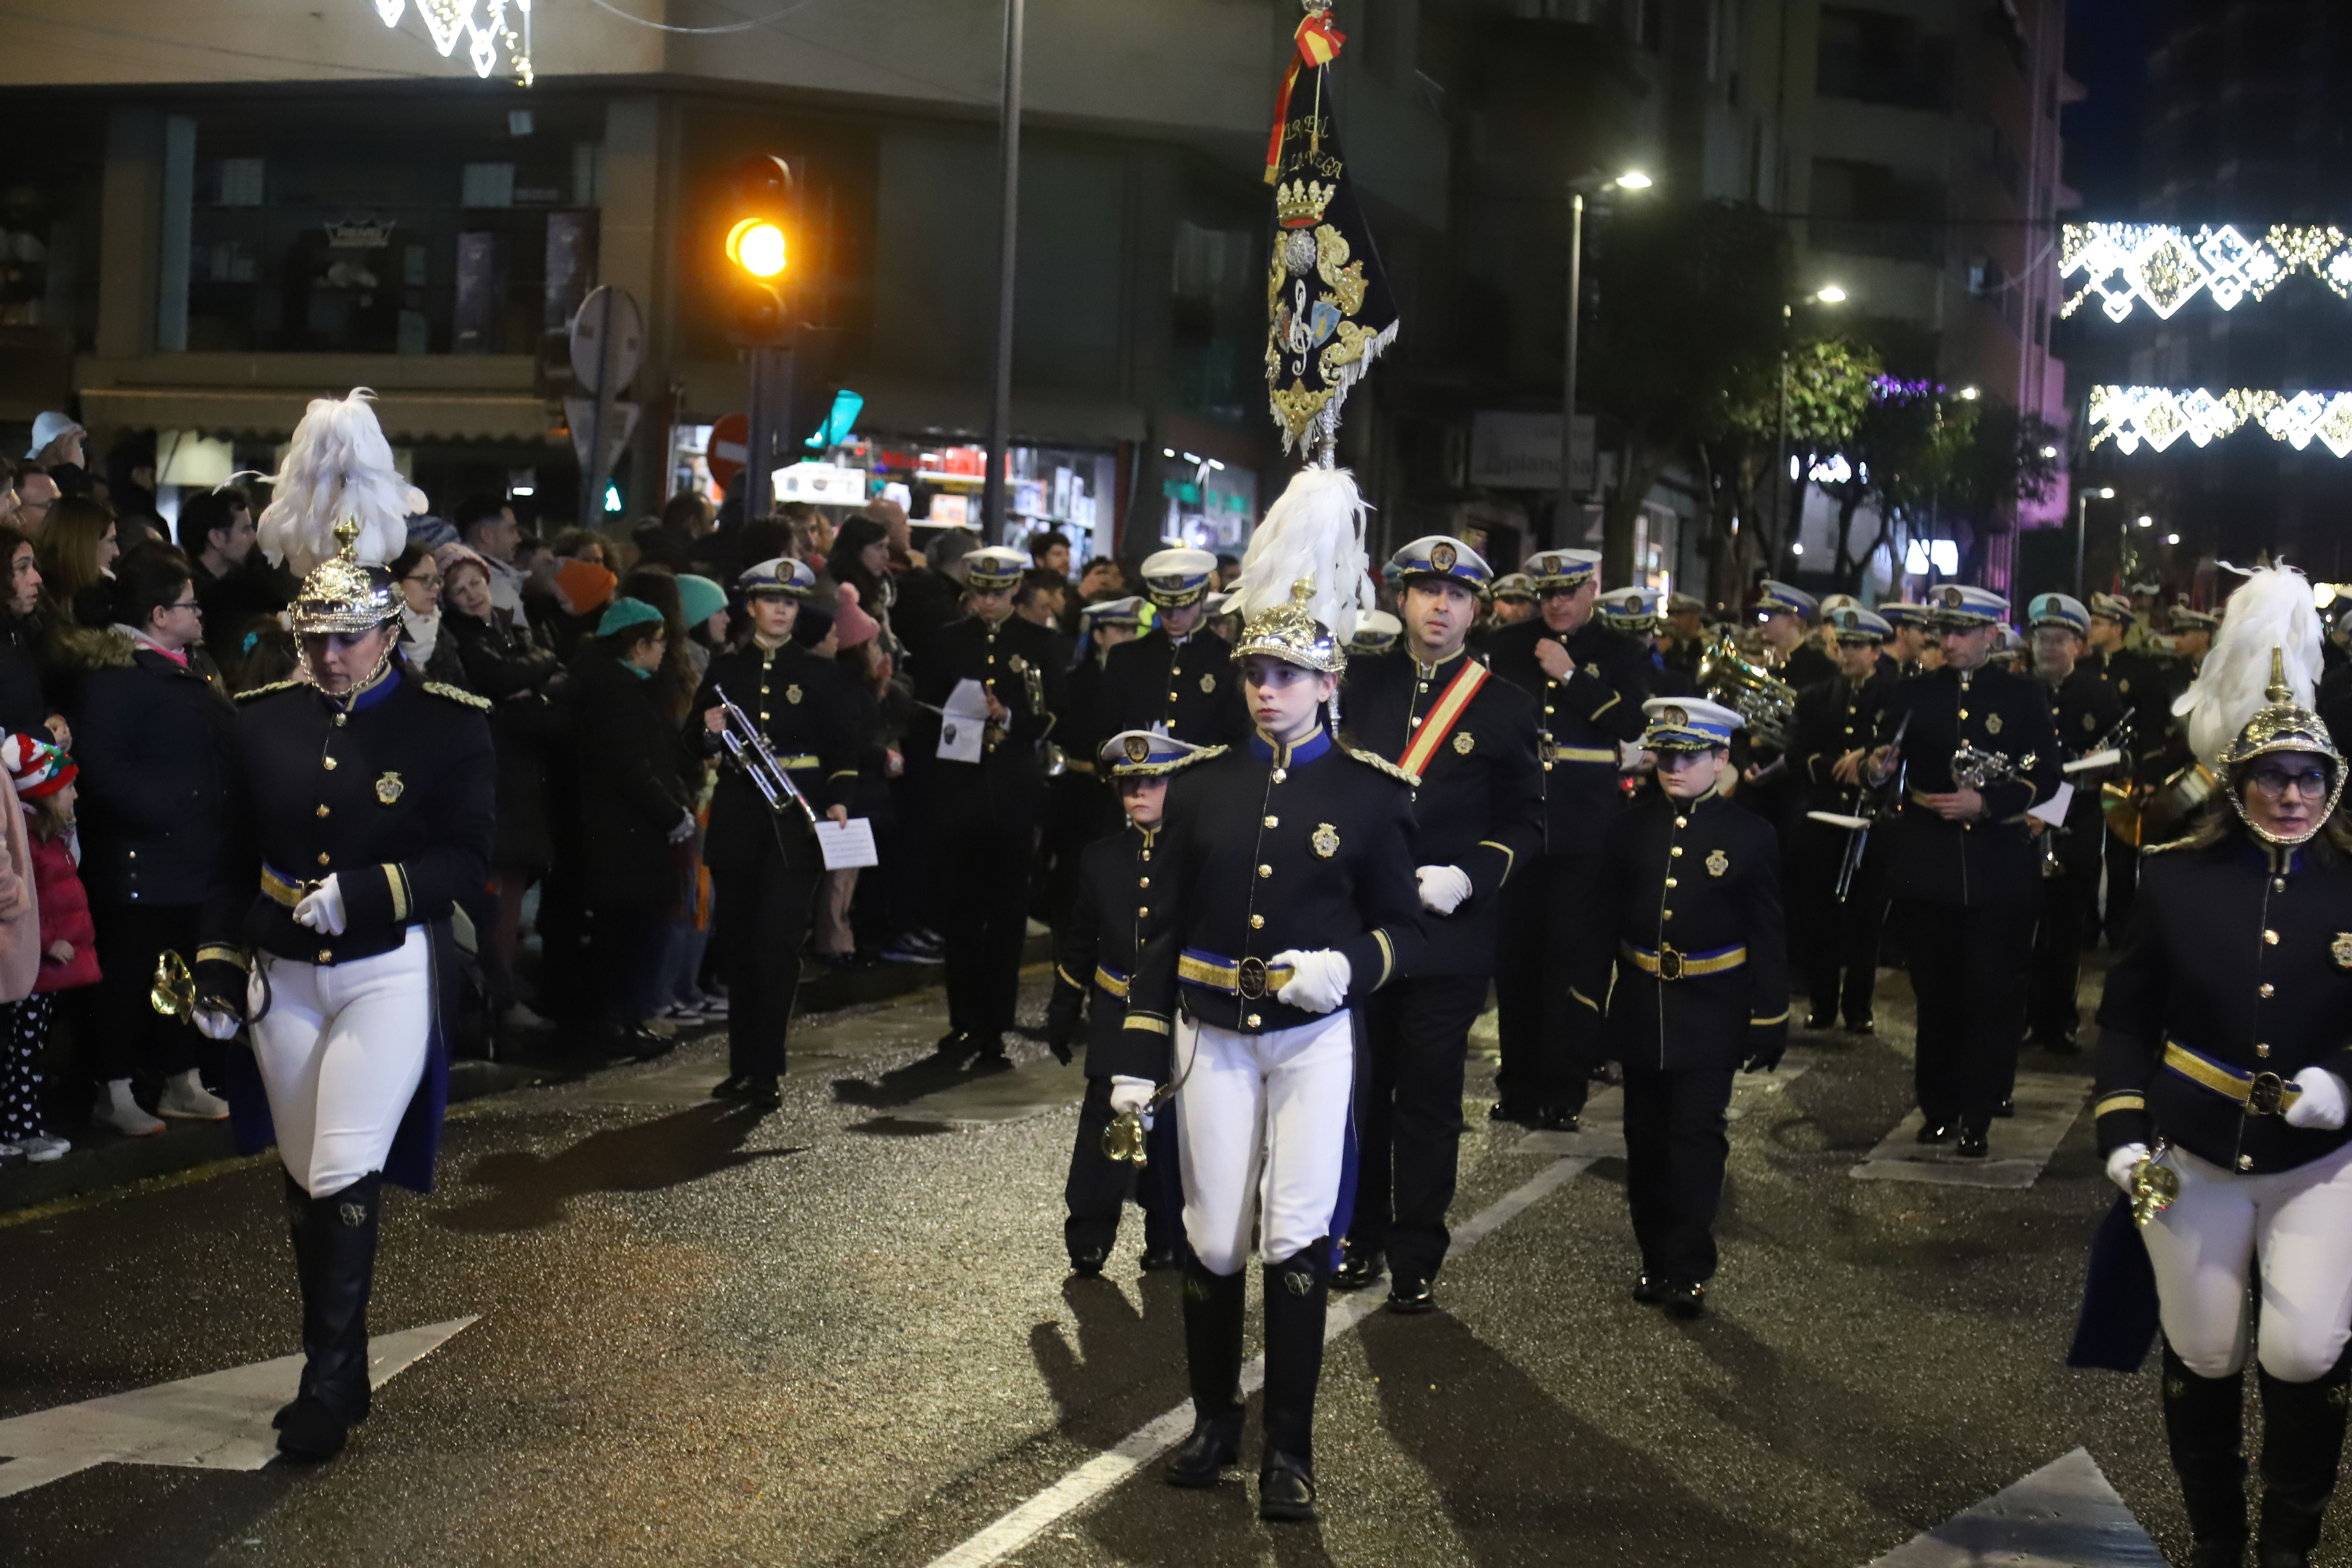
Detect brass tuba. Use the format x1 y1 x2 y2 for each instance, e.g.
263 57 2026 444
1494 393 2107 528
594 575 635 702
1695 632 1798 751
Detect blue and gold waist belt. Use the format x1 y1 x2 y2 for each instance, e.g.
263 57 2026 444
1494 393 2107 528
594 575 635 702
1179 949 1297 1001
2164 1038 2306 1117
260 864 314 909
1093 965 1130 999
1620 940 1746 981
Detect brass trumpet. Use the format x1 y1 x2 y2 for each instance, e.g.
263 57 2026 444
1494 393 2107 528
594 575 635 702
151 949 196 1023
1102 1108 1150 1166
2130 1146 2180 1228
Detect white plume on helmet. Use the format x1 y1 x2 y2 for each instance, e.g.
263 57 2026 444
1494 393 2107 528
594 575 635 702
257 389 411 576
2174 563 2325 773
1230 467 1376 648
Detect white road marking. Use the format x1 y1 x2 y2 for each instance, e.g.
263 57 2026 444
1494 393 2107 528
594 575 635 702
922 1158 1594 1568
1863 1447 2165 1566
0 1316 478 1497
1850 1070 2089 1190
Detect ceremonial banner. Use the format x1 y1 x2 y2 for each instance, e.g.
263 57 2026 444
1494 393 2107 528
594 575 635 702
1265 3 1399 464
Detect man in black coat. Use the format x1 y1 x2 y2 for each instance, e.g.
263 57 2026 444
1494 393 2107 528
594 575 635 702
1334 535 1542 1311
909 546 1067 1063
1578 697 1788 1319
1870 585 2060 1155
2024 593 2130 1050
75 550 240 1133
1483 548 1652 1128
1785 606 1897 1032
1045 729 1190 1276
695 557 858 1105
1097 547 1248 746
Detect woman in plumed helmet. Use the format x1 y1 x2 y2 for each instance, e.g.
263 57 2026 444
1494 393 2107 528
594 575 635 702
2087 566 2352 1568
188 391 495 1463
1096 469 1425 1523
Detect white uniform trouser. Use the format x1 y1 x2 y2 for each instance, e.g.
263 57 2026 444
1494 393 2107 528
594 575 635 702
1174 1011 1354 1277
2142 1138 2352 1383
250 929 432 1199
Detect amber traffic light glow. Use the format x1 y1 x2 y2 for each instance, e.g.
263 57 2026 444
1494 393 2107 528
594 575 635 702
727 217 788 279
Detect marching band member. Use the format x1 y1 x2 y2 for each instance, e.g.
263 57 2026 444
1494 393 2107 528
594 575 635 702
909 545 1064 1066
1579 697 1787 1317
1488 572 1537 628
1047 729 1192 1276
191 391 495 1461
2023 593 2127 1052
2090 567 2352 1568
696 558 858 1108
1097 547 1245 745
1485 548 1651 1129
1101 469 1424 1522
1334 536 1542 1311
1869 585 2058 1155
1787 606 1896 1032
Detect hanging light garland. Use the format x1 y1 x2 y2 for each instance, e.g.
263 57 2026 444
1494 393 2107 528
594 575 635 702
373 0 534 86
2088 385 2352 458
2062 223 2352 321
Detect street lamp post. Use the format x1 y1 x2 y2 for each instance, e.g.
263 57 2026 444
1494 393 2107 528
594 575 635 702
2074 485 2115 600
1558 170 1649 547
1775 285 1846 576
982 0 1026 544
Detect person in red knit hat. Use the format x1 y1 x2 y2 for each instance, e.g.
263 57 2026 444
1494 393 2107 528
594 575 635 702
0 733 96 1163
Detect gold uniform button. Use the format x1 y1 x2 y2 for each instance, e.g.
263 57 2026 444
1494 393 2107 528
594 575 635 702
1167 692 1179 703
1138 876 1150 888
2275 877 2289 891
1272 768 1288 784
2260 983 2276 999
1665 877 1678 888
2257 1043 2272 1058
1141 850 1151 862
1138 906 1150 919
1250 914 1265 929
2264 929 2280 945
1670 847 1683 858
1959 709 1969 720
2240 1155 2256 1171
1246 1013 1262 1029
1674 816 1688 828
317 853 331 867
316 805 330 818
318 949 332 963
1263 815 1279 828
1258 864 1273 878
1542 762 1554 772
1410 716 1422 727
1544 704 1555 716
323 756 338 771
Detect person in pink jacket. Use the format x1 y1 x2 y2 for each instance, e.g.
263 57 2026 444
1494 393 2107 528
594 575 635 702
0 735 82 1162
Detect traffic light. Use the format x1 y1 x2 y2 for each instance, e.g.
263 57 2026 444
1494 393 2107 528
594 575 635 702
720 153 798 347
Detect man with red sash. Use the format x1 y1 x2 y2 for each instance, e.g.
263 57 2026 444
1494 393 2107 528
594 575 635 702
1334 535 1543 1311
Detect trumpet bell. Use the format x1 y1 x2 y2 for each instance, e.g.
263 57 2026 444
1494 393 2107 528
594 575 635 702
1695 632 1798 752
1101 1109 1149 1167
150 949 196 1022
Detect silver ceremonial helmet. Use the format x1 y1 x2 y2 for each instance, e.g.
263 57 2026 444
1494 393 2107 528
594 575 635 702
2221 648 2346 846
1231 578 1346 675
289 518 400 700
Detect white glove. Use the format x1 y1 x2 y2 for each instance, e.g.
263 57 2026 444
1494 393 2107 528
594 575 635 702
1109 1075 1156 1129
2287 1068 2350 1131
1271 948 1352 1015
193 1005 242 1042
667 810 698 845
1415 864 1473 916
2106 1142 2151 1196
292 874 347 936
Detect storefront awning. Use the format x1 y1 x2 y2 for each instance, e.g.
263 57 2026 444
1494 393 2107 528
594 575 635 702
75 385 556 443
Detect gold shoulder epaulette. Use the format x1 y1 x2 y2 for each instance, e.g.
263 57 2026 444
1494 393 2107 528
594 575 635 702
1346 747 1421 787
424 681 493 711
234 680 304 703
2141 833 2201 857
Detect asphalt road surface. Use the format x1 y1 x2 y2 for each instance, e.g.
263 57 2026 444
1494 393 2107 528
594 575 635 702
0 964 2228 1567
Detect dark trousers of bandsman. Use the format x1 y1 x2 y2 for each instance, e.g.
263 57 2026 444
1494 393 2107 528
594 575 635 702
710 830 822 1078
2102 828 2139 948
933 773 1043 1042
1623 1065 1736 1285
1898 899 2034 1126
2029 844 2101 1044
1349 974 1489 1283
1494 856 1602 1116
1064 1076 1183 1259
1786 819 1886 1027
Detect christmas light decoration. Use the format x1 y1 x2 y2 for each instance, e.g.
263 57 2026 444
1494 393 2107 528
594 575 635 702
2088 385 2352 458
373 0 533 85
2062 224 2352 321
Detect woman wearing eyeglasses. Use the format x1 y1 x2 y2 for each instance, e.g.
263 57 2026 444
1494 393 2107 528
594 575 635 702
2087 568 2352 1568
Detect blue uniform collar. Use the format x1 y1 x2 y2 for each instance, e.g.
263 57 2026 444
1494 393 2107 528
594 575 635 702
327 664 401 714
1247 724 1331 769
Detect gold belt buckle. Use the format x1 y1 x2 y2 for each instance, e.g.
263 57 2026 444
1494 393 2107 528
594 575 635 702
1656 944 1685 982
1539 736 1556 764
1237 956 1269 1000
2248 1070 2287 1116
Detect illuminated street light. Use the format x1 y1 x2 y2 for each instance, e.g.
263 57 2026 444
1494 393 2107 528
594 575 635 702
1616 171 1652 190
2137 515 2154 527
1816 284 1847 304
2165 533 2181 544
1958 386 1981 401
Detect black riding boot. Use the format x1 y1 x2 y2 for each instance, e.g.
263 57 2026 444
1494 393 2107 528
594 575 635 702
1257 1240 1329 1523
2256 1345 2352 1568
2162 1342 2249 1568
1163 1256 1246 1488
277 1172 383 1461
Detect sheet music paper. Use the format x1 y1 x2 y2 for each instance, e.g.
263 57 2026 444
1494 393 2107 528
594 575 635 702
815 817 880 870
936 678 989 763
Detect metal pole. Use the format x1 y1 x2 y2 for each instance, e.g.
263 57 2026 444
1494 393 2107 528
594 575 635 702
2073 491 2088 600
1775 308 1790 571
983 0 1026 545
581 292 619 530
1558 190 1583 546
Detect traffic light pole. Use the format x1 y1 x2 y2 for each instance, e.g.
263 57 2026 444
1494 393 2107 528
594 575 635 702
743 340 795 523
982 0 1025 544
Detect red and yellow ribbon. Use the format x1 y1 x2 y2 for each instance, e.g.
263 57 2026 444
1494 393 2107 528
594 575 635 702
1264 8 1347 185
1399 658 1490 779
